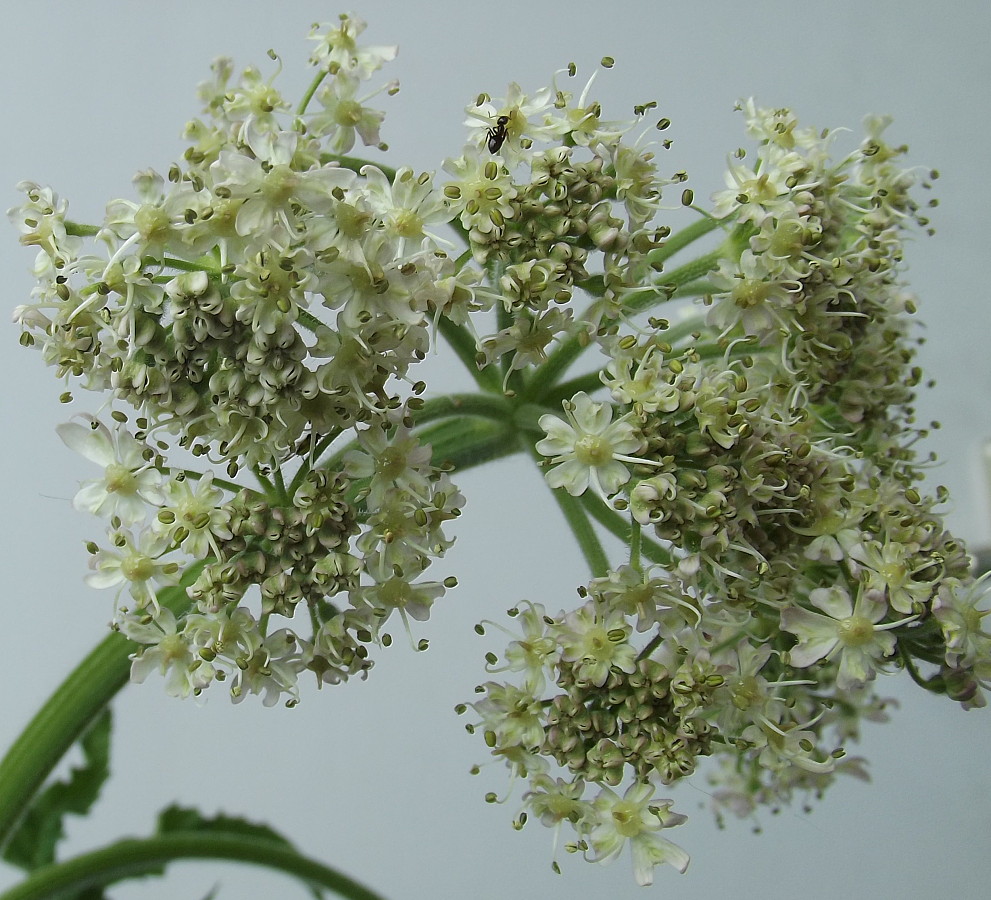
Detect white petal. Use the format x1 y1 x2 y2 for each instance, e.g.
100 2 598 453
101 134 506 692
57 420 115 466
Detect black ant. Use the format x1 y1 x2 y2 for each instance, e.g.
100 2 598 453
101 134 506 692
487 114 510 153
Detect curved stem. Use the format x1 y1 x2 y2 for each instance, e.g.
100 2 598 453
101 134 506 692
297 68 330 117
0 572 202 854
0 832 386 900
0 633 130 854
419 418 520 472
414 392 514 428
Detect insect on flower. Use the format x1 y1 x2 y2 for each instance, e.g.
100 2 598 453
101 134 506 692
487 114 510 153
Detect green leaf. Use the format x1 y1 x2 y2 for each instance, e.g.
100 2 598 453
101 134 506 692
156 805 294 850
2 709 112 873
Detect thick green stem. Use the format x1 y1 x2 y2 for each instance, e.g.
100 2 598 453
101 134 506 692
0 573 201 854
414 392 514 427
312 392 517 478
418 418 520 472
0 832 386 900
64 221 100 238
0 634 129 853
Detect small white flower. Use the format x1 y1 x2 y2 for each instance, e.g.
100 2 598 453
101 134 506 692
360 165 455 254
536 392 647 497
933 576 991 668
471 681 546 751
442 147 518 235
123 608 217 699
586 783 689 885
57 417 163 525
307 15 397 80
464 82 566 159
307 73 394 154
154 472 232 558
557 600 637 687
780 584 909 689
86 528 179 611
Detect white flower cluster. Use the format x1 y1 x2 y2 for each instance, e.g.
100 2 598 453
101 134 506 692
12 13 988 886
467 104 989 881
12 15 465 706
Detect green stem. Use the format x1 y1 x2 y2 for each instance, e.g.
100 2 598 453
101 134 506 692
414 392 514 427
525 445 608 578
177 468 244 496
286 428 346 498
297 68 330 117
152 256 220 275
436 316 498 391
646 214 726 269
0 636 131 854
0 572 202 854
538 372 607 410
549 488 610 579
577 493 672 567
311 392 517 478
273 466 289 503
629 516 642 571
517 315 592 403
418 418 520 472
622 249 725 317
297 307 334 338
671 278 718 299
0 832 386 900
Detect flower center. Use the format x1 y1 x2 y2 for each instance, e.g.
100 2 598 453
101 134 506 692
121 553 155 583
334 99 363 127
611 801 643 838
838 615 874 647
392 209 423 238
574 434 612 467
104 463 137 496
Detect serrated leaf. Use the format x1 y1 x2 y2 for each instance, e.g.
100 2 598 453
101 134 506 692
3 708 113 872
156 804 296 850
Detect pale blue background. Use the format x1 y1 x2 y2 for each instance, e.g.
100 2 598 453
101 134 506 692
1 2 988 898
